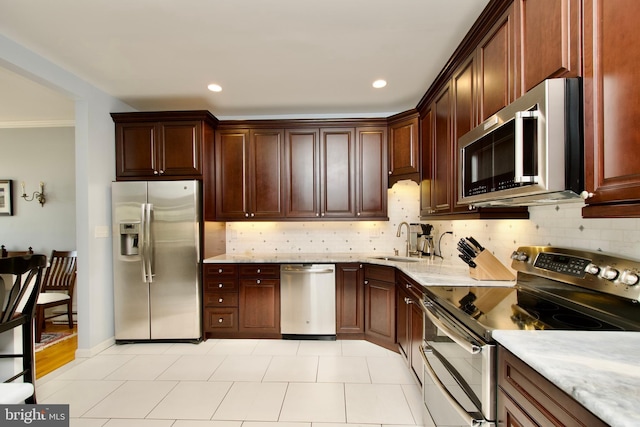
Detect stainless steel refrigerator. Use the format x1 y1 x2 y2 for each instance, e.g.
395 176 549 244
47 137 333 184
111 180 201 342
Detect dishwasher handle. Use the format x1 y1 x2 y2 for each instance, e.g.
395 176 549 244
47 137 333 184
281 265 335 274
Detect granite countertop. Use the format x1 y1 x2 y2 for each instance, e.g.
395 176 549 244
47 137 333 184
203 252 516 288
493 330 640 427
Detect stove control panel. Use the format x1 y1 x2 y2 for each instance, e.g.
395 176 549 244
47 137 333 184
511 246 640 302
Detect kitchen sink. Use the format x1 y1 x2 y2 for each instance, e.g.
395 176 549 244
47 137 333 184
370 256 421 263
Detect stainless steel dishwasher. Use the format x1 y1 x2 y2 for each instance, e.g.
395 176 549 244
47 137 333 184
280 264 336 340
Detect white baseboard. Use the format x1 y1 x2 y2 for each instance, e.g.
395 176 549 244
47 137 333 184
75 336 115 358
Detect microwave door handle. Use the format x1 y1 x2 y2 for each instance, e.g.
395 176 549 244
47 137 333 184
420 345 485 427
514 110 539 183
422 302 481 354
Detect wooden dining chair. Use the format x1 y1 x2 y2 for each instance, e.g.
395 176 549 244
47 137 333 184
35 250 77 343
0 254 47 404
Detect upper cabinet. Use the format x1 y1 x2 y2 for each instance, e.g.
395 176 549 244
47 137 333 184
388 113 420 186
215 128 285 220
582 0 640 217
519 0 581 93
285 127 357 219
477 3 518 122
356 127 388 219
112 111 217 180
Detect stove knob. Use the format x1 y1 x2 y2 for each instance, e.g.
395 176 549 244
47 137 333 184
584 263 600 275
510 251 529 262
600 266 619 281
620 270 640 286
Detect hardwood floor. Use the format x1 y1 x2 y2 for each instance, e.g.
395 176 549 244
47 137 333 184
35 322 77 379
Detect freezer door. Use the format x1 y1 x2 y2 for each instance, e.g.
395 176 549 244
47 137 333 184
112 181 151 340
148 180 201 339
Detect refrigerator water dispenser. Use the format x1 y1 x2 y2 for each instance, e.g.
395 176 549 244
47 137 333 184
119 222 140 256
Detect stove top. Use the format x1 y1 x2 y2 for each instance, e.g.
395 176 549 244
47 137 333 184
423 246 640 341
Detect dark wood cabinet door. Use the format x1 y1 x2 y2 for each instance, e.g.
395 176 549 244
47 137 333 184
356 127 388 219
477 4 517 121
433 84 452 214
364 278 396 351
452 57 477 213
159 121 202 177
582 0 640 217
520 0 581 93
285 129 320 218
335 263 364 336
409 301 423 382
115 122 158 178
396 286 409 358
321 128 356 218
420 108 435 216
249 129 285 219
239 278 280 335
389 116 419 180
215 129 250 219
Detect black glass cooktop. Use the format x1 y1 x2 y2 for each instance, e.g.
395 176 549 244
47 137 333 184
423 272 640 341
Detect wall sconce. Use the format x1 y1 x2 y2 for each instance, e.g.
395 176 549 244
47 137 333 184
21 181 46 207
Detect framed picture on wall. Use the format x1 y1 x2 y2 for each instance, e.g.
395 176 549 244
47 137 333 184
0 180 13 216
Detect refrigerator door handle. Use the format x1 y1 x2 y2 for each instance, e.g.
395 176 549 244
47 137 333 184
140 203 148 283
145 203 154 283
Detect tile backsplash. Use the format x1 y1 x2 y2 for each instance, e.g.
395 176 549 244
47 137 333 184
223 180 640 266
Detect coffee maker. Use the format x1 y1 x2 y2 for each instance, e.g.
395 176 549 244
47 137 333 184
417 224 434 256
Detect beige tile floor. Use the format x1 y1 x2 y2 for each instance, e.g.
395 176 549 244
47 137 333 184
37 339 428 427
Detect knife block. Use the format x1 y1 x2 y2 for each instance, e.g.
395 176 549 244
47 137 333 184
469 250 515 281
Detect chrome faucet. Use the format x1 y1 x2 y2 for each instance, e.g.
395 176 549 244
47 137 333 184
396 221 411 257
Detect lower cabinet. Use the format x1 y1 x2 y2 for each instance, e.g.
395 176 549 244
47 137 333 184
203 264 280 339
396 272 423 383
364 265 396 351
498 346 607 427
335 263 365 338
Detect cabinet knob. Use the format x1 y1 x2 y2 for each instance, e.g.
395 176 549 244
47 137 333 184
218 268 223 273
321 212 325 217
580 191 594 200
245 213 249 218
257 269 261 274
357 212 361 216
257 279 261 284
406 283 412 289
250 213 255 217
153 170 159 175
218 318 223 323
364 280 369 285
388 170 392 175
218 283 223 288
218 298 223 303
316 213 320 217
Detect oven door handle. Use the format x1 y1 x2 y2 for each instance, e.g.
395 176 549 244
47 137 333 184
422 302 481 355
420 345 485 427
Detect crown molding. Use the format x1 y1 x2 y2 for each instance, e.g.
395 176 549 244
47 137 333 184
0 119 75 129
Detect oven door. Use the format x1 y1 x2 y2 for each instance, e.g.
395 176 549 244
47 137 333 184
420 298 495 427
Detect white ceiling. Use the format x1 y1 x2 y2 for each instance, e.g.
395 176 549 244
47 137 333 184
0 0 490 123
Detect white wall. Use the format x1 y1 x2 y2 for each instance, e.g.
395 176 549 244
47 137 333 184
0 33 135 356
0 127 76 254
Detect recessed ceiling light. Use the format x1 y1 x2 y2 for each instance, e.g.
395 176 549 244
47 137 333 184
372 79 387 89
207 83 222 92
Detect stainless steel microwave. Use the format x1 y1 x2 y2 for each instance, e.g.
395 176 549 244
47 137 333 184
457 78 583 207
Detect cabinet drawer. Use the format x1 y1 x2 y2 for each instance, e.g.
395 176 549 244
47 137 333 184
364 264 395 283
203 264 238 277
204 308 238 331
240 278 279 287
204 278 238 291
239 264 279 278
204 292 238 307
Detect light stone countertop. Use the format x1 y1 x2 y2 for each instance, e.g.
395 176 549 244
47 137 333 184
203 252 516 288
493 330 640 427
